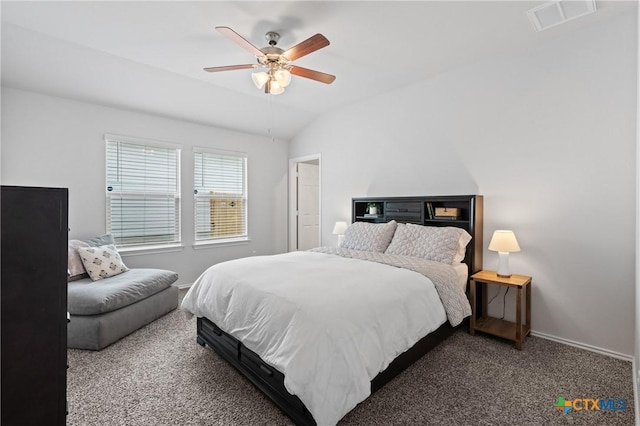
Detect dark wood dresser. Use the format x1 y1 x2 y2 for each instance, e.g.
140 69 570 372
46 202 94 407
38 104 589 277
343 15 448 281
1 186 68 425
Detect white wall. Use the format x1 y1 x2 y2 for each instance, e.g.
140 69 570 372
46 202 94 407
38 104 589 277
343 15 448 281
635 0 640 417
1 87 289 285
291 12 637 356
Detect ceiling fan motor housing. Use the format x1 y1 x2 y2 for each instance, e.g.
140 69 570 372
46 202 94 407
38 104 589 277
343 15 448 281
258 46 288 68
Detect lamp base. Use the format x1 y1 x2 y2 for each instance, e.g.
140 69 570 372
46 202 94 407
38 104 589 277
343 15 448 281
496 252 511 278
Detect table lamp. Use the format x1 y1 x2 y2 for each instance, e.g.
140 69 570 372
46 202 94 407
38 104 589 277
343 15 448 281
332 221 348 246
488 230 521 277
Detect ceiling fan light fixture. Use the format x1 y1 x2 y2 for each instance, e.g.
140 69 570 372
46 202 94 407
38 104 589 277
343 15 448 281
268 80 285 95
274 69 292 88
251 71 269 89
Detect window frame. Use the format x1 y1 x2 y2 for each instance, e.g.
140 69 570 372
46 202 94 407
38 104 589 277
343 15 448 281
104 133 182 253
193 147 248 247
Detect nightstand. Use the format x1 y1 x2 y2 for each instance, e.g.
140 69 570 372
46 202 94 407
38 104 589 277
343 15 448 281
469 270 532 350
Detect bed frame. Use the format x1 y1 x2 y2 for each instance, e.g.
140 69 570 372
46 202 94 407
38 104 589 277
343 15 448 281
196 195 483 425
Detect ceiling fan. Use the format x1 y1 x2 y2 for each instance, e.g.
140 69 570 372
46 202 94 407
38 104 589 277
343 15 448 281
204 26 336 95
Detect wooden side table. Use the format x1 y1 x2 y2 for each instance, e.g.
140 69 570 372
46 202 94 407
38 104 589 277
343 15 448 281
469 270 532 350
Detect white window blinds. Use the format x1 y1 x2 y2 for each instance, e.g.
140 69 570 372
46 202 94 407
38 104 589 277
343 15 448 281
194 149 247 242
105 135 181 247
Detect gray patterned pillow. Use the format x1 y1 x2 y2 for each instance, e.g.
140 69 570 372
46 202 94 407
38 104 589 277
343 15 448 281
339 220 397 252
77 244 129 281
385 223 471 265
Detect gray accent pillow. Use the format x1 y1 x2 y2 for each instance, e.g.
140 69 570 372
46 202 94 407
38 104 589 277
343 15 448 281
385 223 472 265
85 233 116 247
339 220 397 252
68 239 90 281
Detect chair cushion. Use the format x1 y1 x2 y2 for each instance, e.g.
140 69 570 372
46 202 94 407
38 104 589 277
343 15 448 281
68 268 178 315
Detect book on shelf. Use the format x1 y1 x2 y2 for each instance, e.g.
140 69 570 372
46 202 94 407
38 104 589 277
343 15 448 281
426 203 434 219
433 215 460 220
364 213 382 218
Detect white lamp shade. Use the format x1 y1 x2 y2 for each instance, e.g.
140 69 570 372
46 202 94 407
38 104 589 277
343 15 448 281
274 69 292 87
488 230 521 253
268 80 285 95
251 72 269 89
332 221 348 235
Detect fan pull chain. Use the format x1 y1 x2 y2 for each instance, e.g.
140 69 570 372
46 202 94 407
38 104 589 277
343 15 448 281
266 93 276 143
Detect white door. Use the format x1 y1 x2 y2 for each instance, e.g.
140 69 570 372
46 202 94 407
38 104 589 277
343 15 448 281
297 162 319 250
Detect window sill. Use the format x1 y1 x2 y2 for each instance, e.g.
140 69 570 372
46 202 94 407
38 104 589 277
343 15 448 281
192 237 250 250
118 244 185 256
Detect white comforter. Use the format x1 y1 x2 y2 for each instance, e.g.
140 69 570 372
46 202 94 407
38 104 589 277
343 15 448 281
181 251 448 426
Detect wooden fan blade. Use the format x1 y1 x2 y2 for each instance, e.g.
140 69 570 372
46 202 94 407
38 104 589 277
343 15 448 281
203 64 256 72
282 34 329 62
290 66 336 84
215 26 264 57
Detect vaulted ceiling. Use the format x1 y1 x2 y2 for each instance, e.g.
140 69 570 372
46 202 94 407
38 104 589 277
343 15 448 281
1 1 634 139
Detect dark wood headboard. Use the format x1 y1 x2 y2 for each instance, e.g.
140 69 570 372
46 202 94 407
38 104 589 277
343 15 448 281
351 195 484 280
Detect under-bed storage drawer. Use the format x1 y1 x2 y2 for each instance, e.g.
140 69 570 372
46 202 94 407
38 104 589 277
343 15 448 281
197 317 314 424
239 345 308 415
384 202 423 223
198 318 240 359
240 345 283 390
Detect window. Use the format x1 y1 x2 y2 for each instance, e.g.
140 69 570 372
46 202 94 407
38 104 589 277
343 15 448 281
105 134 181 248
194 149 247 243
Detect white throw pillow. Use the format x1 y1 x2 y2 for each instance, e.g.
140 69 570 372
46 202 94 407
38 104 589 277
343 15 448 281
339 220 397 252
77 244 129 281
68 239 90 281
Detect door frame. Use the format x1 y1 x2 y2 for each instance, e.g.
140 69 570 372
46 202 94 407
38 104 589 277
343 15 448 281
289 154 322 251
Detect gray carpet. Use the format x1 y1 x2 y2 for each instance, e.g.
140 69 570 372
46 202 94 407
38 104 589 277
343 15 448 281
68 296 635 425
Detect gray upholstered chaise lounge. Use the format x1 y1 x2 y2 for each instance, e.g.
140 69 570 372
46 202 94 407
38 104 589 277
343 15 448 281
68 268 178 350
66 234 179 350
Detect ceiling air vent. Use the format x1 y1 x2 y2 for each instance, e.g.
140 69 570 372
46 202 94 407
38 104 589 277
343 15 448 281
526 0 597 32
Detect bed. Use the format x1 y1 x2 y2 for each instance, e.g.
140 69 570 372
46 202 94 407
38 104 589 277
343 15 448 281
182 195 483 425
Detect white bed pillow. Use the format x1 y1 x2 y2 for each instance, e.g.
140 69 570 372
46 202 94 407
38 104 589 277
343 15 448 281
385 223 472 265
339 220 398 252
454 231 473 263
77 244 129 281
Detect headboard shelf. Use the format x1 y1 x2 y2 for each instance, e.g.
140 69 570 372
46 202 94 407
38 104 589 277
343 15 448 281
352 195 484 276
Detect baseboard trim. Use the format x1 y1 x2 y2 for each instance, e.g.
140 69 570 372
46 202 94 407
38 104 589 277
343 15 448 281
531 330 632 362
633 358 639 426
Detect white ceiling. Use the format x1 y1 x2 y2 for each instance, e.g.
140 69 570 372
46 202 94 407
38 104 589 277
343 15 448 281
1 1 634 140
